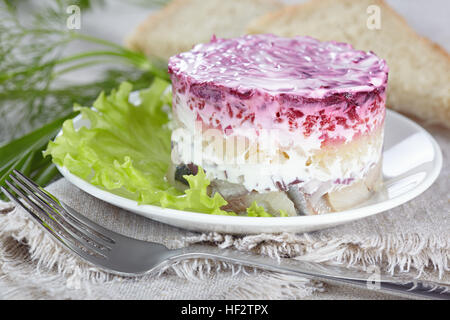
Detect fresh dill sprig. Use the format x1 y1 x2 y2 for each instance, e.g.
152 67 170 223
0 0 170 192
0 0 168 142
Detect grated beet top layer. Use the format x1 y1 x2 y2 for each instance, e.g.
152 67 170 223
168 34 388 145
169 34 388 98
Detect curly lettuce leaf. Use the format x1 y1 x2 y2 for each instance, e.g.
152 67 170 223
160 167 235 215
246 202 273 217
45 80 285 217
45 80 234 215
246 202 288 217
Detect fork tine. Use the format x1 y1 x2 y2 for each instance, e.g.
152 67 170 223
1 185 107 263
8 174 112 251
3 180 107 259
12 170 115 244
1 186 61 239
9 171 113 247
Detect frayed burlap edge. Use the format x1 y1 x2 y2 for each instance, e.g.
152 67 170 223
183 232 449 278
0 201 448 299
0 202 321 299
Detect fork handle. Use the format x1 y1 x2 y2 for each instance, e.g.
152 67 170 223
172 245 449 300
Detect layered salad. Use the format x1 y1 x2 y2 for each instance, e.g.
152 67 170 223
168 34 388 216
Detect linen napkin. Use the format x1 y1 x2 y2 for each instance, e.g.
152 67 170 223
0 123 448 300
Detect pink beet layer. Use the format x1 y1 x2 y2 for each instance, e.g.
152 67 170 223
168 34 388 146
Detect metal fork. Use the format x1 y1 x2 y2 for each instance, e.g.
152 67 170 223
2 170 449 300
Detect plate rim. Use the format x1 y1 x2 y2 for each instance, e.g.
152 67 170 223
55 109 443 228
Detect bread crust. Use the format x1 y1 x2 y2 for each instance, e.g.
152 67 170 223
126 0 191 53
126 0 283 57
247 0 449 65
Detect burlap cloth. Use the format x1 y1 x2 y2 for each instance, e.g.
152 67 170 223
0 122 448 300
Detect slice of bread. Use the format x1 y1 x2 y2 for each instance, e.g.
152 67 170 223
126 0 281 61
247 0 450 128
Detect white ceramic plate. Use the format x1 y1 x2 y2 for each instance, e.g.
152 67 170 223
56 110 442 234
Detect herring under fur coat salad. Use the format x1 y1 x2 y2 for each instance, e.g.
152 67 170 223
47 34 389 217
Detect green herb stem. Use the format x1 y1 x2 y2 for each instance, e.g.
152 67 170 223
0 0 170 187
33 162 60 186
70 32 130 52
0 50 148 83
52 59 122 77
